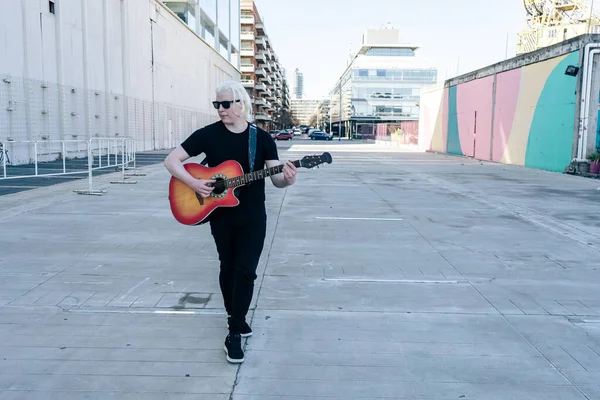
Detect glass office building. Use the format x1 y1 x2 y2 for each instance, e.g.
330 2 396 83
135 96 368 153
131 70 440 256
350 68 437 118
163 0 240 68
329 25 437 137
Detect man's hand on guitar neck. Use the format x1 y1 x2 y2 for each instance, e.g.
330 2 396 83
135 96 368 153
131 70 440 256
282 161 297 186
266 159 297 188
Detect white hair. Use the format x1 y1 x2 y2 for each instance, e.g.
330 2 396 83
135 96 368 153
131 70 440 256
215 80 254 122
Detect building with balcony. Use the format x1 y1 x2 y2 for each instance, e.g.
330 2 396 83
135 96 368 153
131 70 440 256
328 24 438 138
291 99 321 126
240 0 291 130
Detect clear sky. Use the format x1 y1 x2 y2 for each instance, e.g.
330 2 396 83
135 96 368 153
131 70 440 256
253 0 527 99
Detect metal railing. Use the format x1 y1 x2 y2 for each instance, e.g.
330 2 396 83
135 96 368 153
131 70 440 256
75 137 139 195
0 137 143 196
1 139 89 179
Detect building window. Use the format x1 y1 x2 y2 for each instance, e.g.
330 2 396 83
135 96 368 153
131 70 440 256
49 1 55 14
176 13 188 23
353 69 436 83
365 48 415 57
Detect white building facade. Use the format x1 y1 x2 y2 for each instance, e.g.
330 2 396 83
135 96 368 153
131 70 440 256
290 99 320 126
0 0 240 165
329 25 437 138
163 0 241 67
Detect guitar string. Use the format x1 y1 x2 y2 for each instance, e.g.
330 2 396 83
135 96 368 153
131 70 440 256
212 165 283 189
209 160 309 190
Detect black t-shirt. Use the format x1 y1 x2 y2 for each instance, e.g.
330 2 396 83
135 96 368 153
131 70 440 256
180 120 279 219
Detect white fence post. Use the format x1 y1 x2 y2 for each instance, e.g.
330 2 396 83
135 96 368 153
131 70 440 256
110 137 137 184
73 138 107 196
124 136 146 177
2 141 6 178
62 141 66 174
34 141 38 176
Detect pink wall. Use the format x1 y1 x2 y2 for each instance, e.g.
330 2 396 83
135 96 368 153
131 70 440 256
373 121 419 144
456 76 494 159
374 121 419 137
492 69 521 162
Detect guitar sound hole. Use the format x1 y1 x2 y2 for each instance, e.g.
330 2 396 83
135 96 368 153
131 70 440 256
211 177 226 195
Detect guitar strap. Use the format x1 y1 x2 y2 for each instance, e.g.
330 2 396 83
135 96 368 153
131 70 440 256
249 123 257 172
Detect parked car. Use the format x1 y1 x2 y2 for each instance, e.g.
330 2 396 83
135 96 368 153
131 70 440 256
274 131 293 140
310 131 332 140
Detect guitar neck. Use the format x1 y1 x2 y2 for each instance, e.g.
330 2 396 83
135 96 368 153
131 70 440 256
226 160 301 188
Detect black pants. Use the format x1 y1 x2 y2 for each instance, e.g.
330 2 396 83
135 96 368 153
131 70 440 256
209 212 266 333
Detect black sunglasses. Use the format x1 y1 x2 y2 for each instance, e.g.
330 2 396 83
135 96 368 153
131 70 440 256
212 100 241 109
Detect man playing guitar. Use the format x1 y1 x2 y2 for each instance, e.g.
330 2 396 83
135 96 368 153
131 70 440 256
164 80 297 363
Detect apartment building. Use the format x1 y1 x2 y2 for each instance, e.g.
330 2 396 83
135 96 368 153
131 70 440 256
291 99 321 126
240 0 291 130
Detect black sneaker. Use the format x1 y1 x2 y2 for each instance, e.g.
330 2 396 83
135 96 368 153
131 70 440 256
240 321 253 338
224 333 244 363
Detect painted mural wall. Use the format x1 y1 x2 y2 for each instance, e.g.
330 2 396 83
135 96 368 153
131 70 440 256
419 51 580 172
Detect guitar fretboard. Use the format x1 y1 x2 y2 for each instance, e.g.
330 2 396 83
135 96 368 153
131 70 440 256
225 160 301 188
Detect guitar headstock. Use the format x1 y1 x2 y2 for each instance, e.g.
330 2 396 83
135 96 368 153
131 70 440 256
300 152 333 169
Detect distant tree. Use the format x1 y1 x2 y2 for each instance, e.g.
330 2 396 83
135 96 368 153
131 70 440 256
308 112 318 127
275 109 297 129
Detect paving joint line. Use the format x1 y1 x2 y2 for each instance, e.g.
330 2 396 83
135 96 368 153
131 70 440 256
228 186 287 400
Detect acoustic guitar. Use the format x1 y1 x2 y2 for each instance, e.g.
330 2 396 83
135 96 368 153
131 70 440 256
169 152 332 225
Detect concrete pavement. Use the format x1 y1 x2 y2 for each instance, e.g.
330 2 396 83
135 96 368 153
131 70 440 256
1 139 600 399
